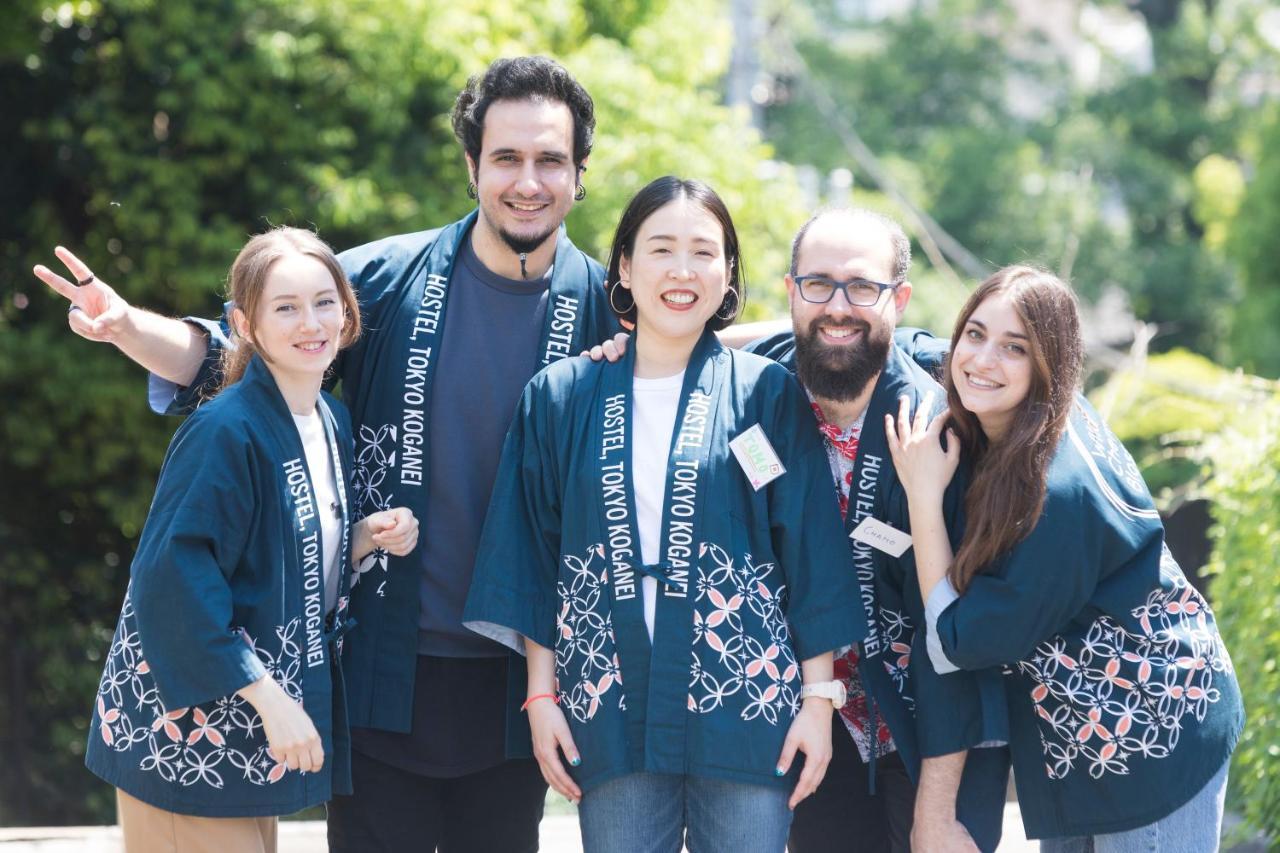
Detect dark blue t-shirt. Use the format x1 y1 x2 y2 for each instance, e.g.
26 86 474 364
416 236 553 656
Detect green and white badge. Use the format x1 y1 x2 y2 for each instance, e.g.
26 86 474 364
729 424 786 491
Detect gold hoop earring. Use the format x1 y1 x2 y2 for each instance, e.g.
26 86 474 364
609 282 635 316
714 288 739 321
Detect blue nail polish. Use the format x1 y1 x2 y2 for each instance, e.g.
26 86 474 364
571 756 581 766
775 766 785 776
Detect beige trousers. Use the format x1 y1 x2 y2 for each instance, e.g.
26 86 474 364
116 789 278 853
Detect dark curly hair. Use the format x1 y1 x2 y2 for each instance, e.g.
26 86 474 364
451 56 596 170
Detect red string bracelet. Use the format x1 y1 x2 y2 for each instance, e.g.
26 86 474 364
521 693 559 712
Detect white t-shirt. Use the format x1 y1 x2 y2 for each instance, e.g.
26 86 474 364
631 371 685 642
292 409 343 614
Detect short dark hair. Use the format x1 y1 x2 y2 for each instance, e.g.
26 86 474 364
605 176 746 333
451 56 596 169
789 207 912 284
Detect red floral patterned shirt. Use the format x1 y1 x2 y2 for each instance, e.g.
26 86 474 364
811 402 897 761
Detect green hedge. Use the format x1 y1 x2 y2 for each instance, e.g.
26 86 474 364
1092 353 1279 842
1089 349 1254 499
1203 392 1280 845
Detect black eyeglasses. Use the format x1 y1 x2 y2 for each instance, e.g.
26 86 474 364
793 275 898 306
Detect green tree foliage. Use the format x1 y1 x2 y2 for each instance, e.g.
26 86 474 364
0 0 805 825
1203 392 1280 844
1073 0 1244 357
1227 108 1280 378
762 0 1278 359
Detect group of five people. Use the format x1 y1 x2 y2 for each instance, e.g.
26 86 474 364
35 55 1242 852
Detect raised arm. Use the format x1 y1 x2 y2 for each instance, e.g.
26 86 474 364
34 245 209 386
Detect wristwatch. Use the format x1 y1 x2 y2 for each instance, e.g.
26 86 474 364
800 680 847 710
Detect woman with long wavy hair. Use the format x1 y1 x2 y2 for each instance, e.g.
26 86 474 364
887 265 1242 850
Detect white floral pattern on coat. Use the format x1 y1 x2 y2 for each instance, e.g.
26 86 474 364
350 422 397 587
92 589 298 788
878 606 916 713
1018 547 1233 780
688 543 800 726
554 545 625 723
552 542 805 728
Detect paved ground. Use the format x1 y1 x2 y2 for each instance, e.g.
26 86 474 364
0 807 1038 851
1 805 1266 851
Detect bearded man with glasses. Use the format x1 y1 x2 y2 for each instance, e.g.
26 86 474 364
744 208 1011 853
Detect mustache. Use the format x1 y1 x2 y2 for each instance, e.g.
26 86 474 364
805 316 870 338
794 315 890 403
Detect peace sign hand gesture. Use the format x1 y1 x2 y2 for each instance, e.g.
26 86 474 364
33 246 134 344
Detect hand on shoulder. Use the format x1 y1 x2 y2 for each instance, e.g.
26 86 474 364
885 392 960 503
580 331 630 363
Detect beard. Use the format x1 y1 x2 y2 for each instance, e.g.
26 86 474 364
498 225 556 256
476 190 562 257
793 316 892 403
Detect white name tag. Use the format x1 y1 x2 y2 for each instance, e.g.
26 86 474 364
729 424 786 491
851 516 913 557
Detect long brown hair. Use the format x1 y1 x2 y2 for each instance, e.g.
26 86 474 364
945 265 1083 592
218 227 361 391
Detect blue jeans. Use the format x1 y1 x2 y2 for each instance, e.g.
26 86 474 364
578 772 793 853
1040 760 1229 853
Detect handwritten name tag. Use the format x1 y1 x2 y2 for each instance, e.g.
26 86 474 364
851 516 913 557
729 424 786 491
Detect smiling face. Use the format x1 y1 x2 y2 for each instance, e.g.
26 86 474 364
619 197 729 351
949 291 1035 440
466 98 580 256
787 213 912 402
234 252 345 385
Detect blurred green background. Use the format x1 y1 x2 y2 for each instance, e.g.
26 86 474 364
2 0 1278 842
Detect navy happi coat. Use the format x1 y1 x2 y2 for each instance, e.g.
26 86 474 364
927 396 1244 839
747 328 1012 851
87 356 355 817
464 332 867 792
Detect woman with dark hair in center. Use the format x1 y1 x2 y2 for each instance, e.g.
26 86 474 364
464 176 865 851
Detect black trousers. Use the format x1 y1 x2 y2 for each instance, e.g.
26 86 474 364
788 714 917 853
327 748 548 853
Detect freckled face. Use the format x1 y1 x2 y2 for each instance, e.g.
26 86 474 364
239 253 345 383
950 292 1034 439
